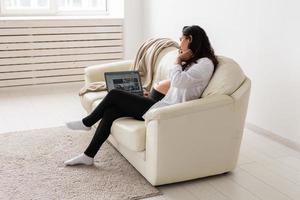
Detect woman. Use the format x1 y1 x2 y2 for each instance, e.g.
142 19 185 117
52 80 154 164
64 25 218 166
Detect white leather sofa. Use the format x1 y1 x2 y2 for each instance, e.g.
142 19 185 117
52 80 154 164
80 46 251 186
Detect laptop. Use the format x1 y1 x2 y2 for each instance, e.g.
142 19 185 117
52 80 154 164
104 71 144 96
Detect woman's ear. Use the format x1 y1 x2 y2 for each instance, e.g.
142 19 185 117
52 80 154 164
187 35 192 50
188 35 193 43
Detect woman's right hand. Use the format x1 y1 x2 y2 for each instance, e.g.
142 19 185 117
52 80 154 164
175 49 194 64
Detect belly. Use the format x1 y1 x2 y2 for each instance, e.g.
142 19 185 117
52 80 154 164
153 80 170 95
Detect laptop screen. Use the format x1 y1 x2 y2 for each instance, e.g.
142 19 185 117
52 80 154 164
104 71 143 95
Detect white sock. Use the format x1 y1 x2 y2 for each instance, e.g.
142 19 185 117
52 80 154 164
64 153 94 166
65 120 91 131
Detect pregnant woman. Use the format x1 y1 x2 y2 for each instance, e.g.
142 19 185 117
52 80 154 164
64 25 218 166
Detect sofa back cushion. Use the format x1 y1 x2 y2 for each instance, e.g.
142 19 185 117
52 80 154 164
201 56 246 97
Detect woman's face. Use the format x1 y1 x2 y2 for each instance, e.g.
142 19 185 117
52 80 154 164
179 35 192 52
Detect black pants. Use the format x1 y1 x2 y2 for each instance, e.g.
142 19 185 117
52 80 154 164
82 88 164 158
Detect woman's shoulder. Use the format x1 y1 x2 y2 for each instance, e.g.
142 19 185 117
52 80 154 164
184 57 214 72
189 57 214 70
187 57 214 74
195 57 213 66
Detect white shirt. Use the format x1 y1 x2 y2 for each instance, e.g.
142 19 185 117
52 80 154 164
142 57 214 120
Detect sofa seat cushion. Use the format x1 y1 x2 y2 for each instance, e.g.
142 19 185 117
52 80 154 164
201 56 246 97
111 117 146 152
90 100 147 152
80 90 107 113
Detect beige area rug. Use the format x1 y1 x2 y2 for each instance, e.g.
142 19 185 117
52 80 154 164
0 126 163 200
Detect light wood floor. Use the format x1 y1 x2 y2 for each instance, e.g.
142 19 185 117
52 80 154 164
1 83 300 200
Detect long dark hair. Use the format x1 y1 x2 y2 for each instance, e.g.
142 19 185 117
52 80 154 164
181 25 218 72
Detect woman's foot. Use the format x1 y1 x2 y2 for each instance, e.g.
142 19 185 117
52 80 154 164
65 120 91 131
64 153 94 166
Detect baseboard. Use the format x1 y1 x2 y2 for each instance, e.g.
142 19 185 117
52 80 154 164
245 122 300 153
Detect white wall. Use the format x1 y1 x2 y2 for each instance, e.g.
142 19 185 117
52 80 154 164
107 0 124 18
123 0 144 59
100 0 142 59
141 0 300 144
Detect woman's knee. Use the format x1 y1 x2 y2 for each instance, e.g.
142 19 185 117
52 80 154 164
107 88 124 98
102 106 123 120
104 106 118 114
110 88 124 94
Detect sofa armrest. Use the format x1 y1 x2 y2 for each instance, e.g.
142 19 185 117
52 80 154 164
144 95 241 185
143 94 233 124
84 60 133 84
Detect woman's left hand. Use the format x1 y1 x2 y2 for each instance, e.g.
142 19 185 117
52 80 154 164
143 89 150 97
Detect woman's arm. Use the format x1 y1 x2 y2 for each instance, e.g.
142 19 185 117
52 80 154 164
168 58 214 89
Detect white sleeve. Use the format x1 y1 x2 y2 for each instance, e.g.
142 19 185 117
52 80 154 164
168 59 214 89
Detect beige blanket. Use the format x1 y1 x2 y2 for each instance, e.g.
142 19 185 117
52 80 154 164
78 38 179 96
